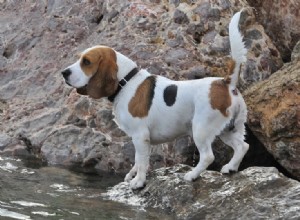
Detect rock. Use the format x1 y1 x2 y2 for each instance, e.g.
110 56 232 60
247 0 300 62
173 9 189 24
103 165 300 219
244 60 300 180
291 40 300 62
0 133 11 150
41 125 106 165
1 144 31 158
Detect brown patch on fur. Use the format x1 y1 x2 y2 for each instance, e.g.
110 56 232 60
223 75 231 84
76 86 88 95
79 47 118 99
209 58 236 80
223 59 236 84
227 59 236 75
128 76 156 118
210 79 231 117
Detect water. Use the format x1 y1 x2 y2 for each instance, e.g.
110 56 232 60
0 156 172 220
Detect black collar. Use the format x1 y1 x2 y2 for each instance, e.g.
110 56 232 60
108 67 139 102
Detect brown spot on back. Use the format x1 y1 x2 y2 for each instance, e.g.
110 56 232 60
210 79 231 117
129 76 156 118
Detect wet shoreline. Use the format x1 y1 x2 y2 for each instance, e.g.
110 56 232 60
0 156 172 220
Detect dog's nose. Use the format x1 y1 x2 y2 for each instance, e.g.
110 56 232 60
61 68 71 79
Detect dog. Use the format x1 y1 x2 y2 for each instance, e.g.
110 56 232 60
61 11 249 189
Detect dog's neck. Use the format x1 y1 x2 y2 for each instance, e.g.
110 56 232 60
115 51 138 81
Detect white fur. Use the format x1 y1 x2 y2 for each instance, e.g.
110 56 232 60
62 11 249 189
64 60 91 88
229 11 247 88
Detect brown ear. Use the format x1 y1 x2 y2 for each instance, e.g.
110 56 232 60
87 48 118 99
76 85 88 95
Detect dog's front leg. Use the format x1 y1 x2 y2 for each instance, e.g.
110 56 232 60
129 132 150 189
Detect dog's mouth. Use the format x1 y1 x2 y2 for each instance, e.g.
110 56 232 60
76 85 88 95
64 79 88 96
65 81 72 86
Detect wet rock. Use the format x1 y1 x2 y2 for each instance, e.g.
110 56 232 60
244 60 300 180
0 133 11 150
104 165 300 219
1 144 31 158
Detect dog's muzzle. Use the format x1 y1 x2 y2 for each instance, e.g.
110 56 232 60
61 68 72 85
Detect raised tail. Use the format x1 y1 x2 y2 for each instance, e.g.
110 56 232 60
228 10 247 88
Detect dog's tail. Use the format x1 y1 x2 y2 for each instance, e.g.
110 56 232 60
228 10 247 88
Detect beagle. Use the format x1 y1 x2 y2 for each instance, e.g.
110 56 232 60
62 11 249 189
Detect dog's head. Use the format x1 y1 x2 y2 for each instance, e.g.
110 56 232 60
61 46 118 99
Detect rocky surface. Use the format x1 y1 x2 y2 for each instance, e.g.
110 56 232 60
244 57 300 180
247 0 300 62
0 0 297 177
104 164 300 219
291 40 300 62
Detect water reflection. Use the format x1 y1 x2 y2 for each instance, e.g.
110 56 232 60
0 156 172 220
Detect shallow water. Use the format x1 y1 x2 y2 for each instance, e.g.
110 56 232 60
0 156 173 220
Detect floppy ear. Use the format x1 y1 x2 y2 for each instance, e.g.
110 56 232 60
87 48 118 99
76 86 88 95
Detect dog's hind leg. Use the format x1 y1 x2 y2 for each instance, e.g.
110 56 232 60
219 129 249 173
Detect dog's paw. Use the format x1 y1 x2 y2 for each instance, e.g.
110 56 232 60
124 173 134 182
130 177 146 190
184 171 198 182
221 164 238 174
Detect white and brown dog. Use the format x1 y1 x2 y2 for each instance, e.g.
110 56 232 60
62 11 249 189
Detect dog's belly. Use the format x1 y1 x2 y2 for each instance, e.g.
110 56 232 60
149 130 190 145
149 119 192 145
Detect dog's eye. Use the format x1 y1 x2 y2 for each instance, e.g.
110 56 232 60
82 58 91 66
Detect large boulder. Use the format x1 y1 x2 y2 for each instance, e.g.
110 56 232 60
244 57 300 180
103 165 300 219
0 0 285 172
247 0 300 62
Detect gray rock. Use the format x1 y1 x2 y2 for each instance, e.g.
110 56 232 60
173 9 189 24
104 165 300 219
164 48 188 64
245 29 263 40
41 125 106 165
0 133 11 150
291 40 300 62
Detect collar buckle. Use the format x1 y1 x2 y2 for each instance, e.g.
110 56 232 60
119 78 128 87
